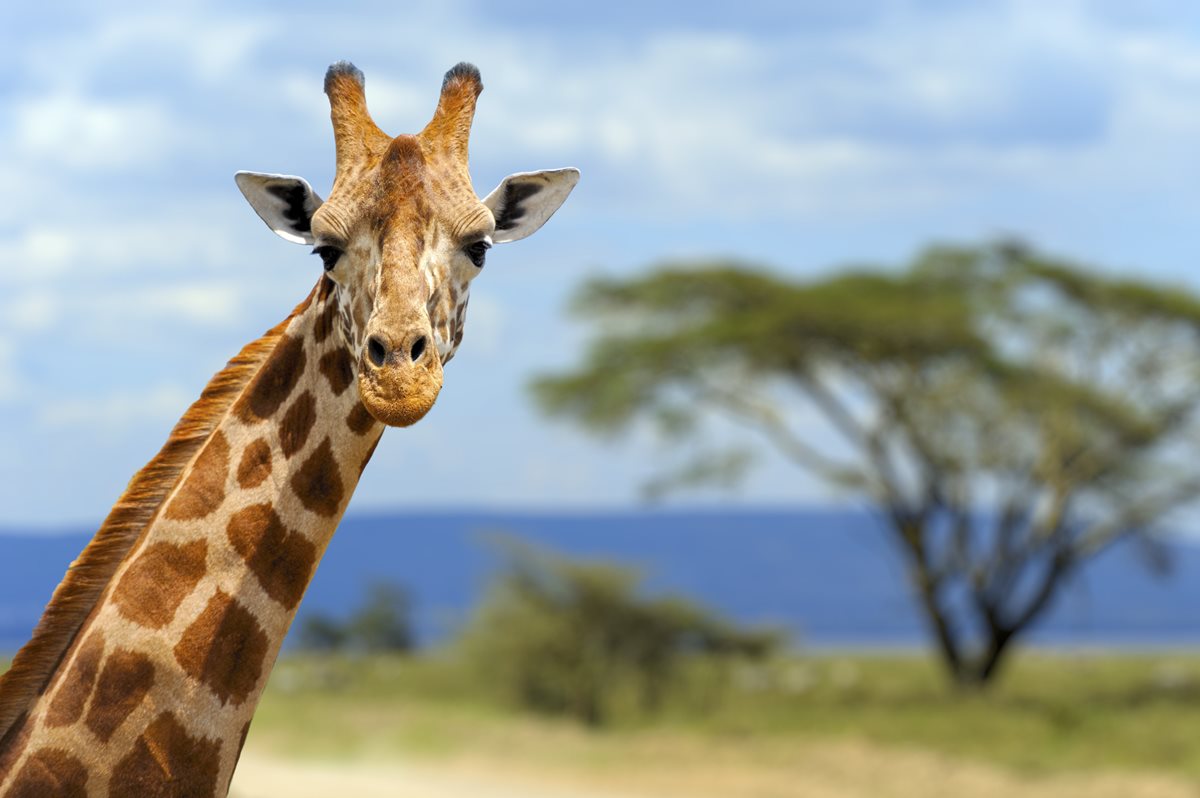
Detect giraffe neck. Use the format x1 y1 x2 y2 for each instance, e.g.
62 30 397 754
0 277 383 797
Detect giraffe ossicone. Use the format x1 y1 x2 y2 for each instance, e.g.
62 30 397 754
0 61 577 798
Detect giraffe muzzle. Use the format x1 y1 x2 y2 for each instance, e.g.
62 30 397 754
357 327 444 427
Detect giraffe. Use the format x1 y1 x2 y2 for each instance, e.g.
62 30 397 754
0 60 577 797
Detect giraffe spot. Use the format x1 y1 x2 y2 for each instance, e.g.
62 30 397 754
360 435 381 474
233 334 307 423
316 274 335 301
85 648 156 743
44 630 106 728
237 437 273 489
278 391 317 459
226 504 317 610
110 712 221 798
113 540 208 629
291 437 344 517
163 431 231 521
173 591 269 706
319 347 355 396
314 295 340 344
346 402 375 435
7 748 88 798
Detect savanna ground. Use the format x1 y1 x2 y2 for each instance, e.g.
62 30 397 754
222 652 1200 797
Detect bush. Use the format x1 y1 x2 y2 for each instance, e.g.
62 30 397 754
458 537 779 727
296 580 413 654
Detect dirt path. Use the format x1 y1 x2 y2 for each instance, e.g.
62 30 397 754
229 752 637 798
229 740 1200 798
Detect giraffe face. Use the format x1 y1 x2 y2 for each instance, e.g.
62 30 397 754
305 134 492 426
235 62 578 427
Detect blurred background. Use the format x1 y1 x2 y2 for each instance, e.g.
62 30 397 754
4 1 1200 796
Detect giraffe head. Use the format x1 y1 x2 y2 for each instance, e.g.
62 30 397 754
234 61 578 427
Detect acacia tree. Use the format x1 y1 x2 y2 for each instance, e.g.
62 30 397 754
532 243 1200 686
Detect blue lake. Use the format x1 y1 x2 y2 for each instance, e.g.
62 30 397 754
2 508 1198 651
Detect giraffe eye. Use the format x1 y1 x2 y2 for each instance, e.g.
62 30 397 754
465 240 490 268
311 245 343 271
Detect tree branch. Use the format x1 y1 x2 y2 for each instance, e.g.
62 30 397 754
690 380 873 490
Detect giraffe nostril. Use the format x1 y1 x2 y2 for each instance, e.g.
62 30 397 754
367 336 387 368
410 336 427 363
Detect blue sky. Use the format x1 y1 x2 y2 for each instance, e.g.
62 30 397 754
3 1 1200 527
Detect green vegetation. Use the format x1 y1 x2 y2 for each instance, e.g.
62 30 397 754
6 647 1200 783
532 242 1200 686
456 537 777 727
297 581 413 653
247 651 1200 778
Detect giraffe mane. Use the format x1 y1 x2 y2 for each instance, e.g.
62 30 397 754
0 291 316 741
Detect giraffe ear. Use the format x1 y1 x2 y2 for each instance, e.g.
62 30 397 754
234 171 324 245
482 168 579 244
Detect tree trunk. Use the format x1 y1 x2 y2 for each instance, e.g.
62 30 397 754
890 512 1076 690
911 573 970 686
976 626 1015 684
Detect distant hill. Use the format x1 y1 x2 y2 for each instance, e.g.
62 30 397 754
2 508 1198 651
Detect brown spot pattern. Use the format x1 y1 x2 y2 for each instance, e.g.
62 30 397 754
173 591 268 706
85 648 156 742
314 296 340 344
7 748 88 798
316 275 335 301
346 402 375 435
237 437 273 489
163 431 230 520
233 334 306 422
279 391 317 458
319 347 355 396
110 712 221 798
113 540 208 629
226 504 317 610
291 437 344 517
44 631 105 728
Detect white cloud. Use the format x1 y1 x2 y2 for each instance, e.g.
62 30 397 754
0 218 242 287
386 4 1194 218
13 93 181 171
8 1 1200 525
7 1 1200 223
4 291 59 334
20 8 271 89
35 382 191 429
0 279 251 363
122 282 244 328
0 340 19 402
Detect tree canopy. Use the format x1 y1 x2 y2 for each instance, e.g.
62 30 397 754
532 242 1200 684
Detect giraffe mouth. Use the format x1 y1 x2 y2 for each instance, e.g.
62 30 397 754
357 360 443 427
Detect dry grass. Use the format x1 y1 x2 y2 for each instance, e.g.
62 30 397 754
230 652 1200 797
